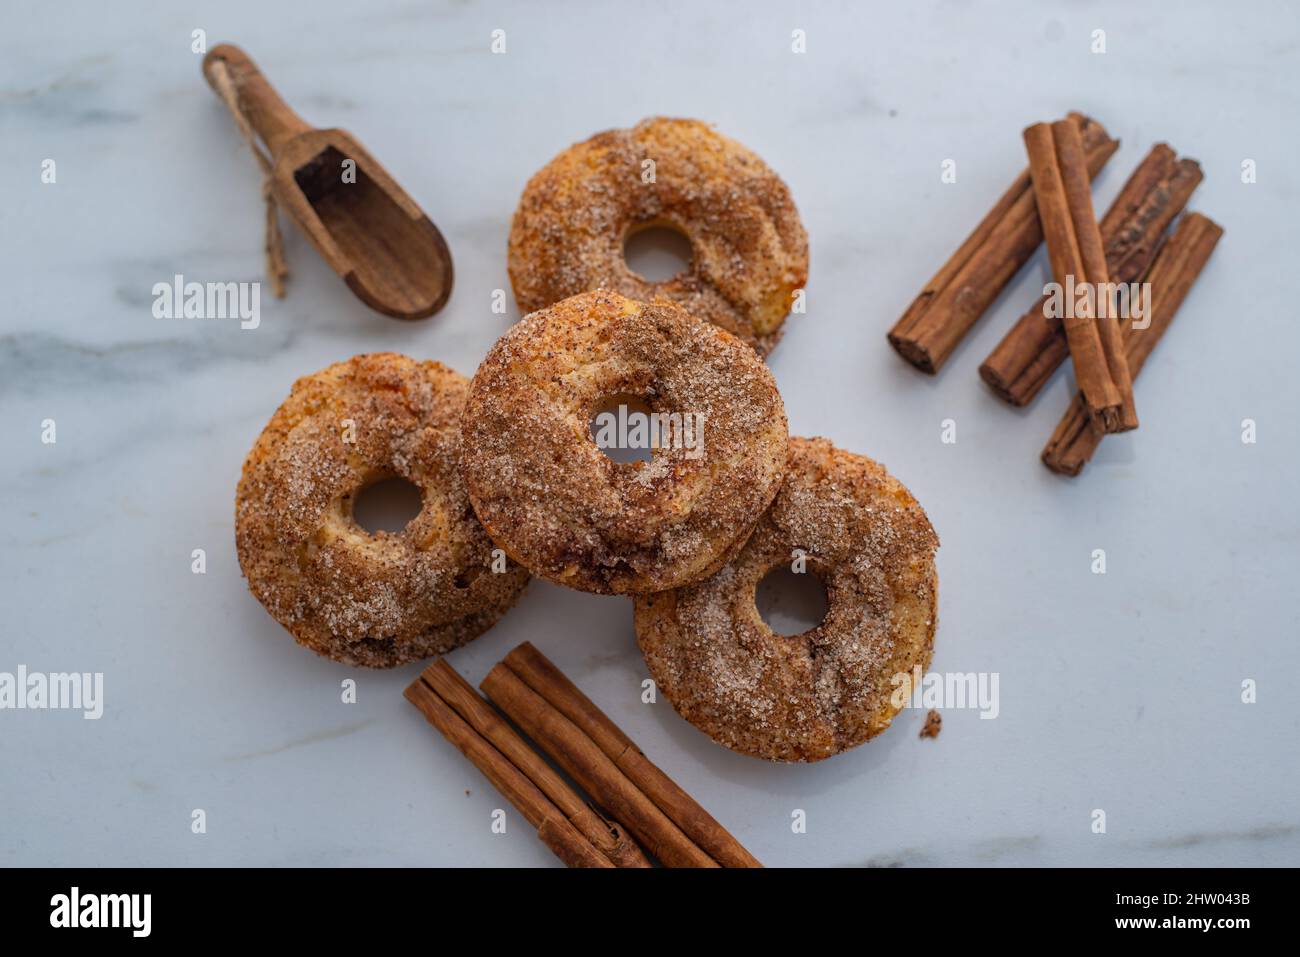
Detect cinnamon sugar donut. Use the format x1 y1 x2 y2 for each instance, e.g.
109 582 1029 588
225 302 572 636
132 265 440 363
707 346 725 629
634 437 939 762
235 353 529 667
460 290 788 595
508 117 809 357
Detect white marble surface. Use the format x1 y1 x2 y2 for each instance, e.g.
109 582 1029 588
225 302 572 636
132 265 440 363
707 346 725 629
3 0 1298 868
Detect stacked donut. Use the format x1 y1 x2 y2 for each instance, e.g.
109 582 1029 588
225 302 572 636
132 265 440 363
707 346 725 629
235 118 939 762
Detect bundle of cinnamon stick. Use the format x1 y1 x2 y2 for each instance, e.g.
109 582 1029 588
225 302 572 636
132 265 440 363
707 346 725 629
405 642 760 868
887 112 1223 475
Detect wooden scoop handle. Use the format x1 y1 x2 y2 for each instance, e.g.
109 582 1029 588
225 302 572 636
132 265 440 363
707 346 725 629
202 44 312 159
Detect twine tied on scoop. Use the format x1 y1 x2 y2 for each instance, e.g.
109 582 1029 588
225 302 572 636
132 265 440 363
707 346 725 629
206 58 289 298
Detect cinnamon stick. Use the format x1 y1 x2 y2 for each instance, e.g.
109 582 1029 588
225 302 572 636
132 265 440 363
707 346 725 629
1054 118 1138 431
1023 121 1132 432
421 659 650 867
980 145 1203 405
887 113 1118 373
537 818 615 869
501 641 762 868
403 678 614 867
1043 212 1223 476
481 662 720 868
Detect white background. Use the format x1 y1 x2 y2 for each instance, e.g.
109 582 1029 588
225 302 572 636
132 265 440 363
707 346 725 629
2 0 1297 867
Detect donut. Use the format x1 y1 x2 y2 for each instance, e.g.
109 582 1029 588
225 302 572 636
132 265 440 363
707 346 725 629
235 353 529 667
634 437 939 762
507 117 809 357
460 290 788 595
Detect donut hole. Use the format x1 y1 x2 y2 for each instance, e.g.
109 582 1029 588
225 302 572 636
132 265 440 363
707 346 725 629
589 393 657 465
755 565 829 637
352 476 423 534
623 223 693 282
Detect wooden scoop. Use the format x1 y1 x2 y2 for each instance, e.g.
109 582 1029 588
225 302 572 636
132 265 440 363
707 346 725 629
202 44 452 320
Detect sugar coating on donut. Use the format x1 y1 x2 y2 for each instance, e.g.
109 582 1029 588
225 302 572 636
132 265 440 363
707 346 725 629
634 437 939 762
460 290 788 595
508 117 809 357
235 353 529 667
